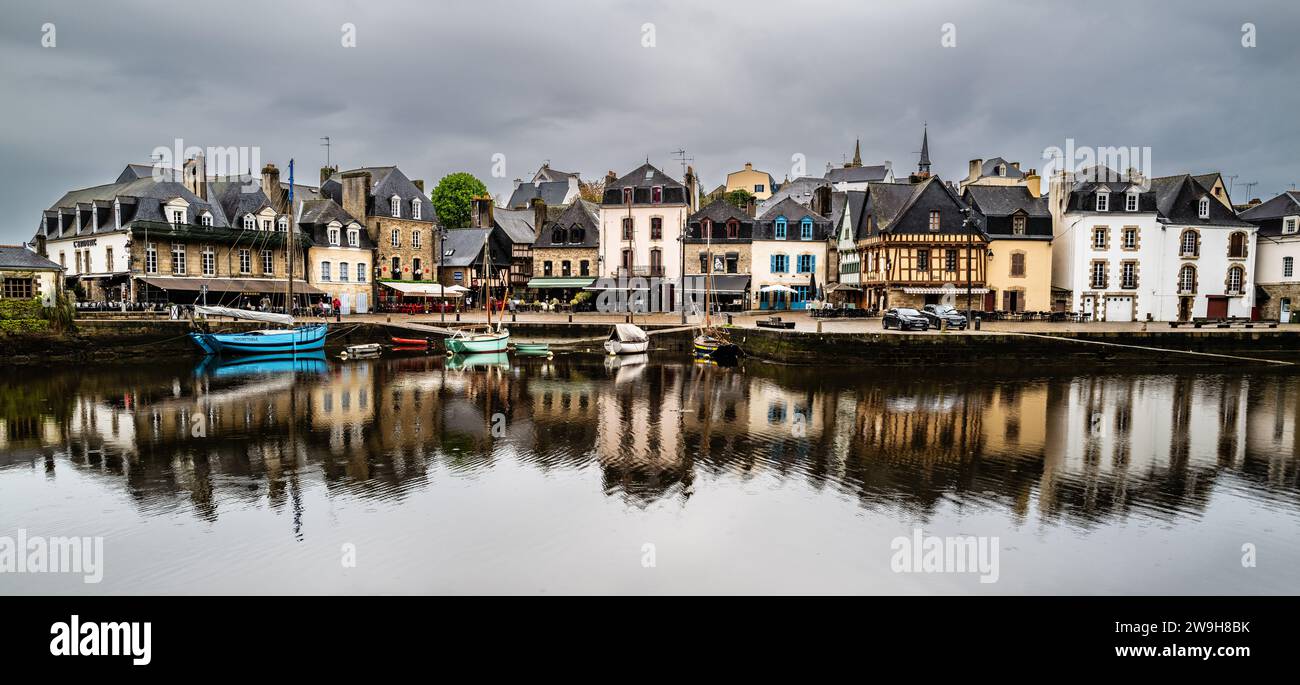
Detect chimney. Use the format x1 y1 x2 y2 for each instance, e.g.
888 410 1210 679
605 170 617 185
411 179 424 193
320 165 338 187
512 178 524 190
745 198 757 218
341 170 371 225
744 162 753 171
1048 170 1071 236
470 195 494 229
531 198 547 239
968 159 982 182
184 154 207 200
1025 169 1042 198
1010 161 1021 171
686 165 699 213
261 163 282 211
35 234 47 257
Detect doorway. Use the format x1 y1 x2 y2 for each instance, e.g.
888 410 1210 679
1178 296 1194 322
1206 296 1228 320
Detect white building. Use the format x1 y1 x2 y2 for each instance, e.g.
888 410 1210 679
1240 191 1300 322
596 163 696 311
750 197 834 310
1050 170 1257 322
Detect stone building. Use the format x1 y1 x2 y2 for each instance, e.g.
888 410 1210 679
684 199 753 310
529 200 600 302
1240 190 1300 322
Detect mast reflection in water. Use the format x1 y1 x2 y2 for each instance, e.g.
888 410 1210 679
1 354 1298 594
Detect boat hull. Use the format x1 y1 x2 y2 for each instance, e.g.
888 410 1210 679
190 324 328 355
604 339 649 355
445 329 510 355
692 335 741 364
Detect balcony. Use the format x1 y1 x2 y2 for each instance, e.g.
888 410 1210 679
616 265 664 277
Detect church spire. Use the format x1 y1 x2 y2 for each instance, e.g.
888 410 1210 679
918 125 931 174
850 138 862 168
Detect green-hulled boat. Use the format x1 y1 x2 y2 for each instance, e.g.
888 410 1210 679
445 328 510 354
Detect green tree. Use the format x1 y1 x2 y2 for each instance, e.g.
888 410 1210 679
723 188 755 209
431 172 489 228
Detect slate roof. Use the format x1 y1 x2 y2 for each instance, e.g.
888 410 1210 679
533 165 578 183
972 157 1025 180
296 199 373 249
1063 172 1252 228
321 166 434 224
1239 191 1300 221
688 198 750 224
962 185 1049 217
600 163 687 205
825 164 891 184
507 181 571 209
535 200 599 248
493 207 539 244
863 177 981 237
439 228 493 267
753 198 833 241
685 199 754 243
40 168 234 239
0 245 63 271
756 176 829 214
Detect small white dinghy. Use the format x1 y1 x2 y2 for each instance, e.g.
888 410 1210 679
604 323 649 355
338 343 383 360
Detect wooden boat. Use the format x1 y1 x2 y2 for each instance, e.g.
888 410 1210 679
189 318 327 355
444 235 510 355
512 342 553 358
693 332 742 364
390 336 434 347
604 323 649 355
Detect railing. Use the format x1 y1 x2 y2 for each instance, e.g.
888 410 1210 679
616 266 663 277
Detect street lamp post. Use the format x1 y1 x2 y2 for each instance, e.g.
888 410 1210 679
961 207 974 324
440 225 447 325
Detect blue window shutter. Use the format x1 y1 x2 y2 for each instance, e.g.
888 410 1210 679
811 254 816 271
770 254 775 273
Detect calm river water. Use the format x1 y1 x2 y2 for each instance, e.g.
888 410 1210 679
1 352 1298 594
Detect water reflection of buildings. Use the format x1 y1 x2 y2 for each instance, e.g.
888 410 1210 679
1 358 1298 524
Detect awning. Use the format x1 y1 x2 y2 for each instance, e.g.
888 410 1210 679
826 283 861 292
683 274 750 294
140 276 323 295
380 281 457 297
758 284 796 294
902 286 989 295
526 277 595 289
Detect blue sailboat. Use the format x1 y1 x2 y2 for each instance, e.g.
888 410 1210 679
188 159 328 356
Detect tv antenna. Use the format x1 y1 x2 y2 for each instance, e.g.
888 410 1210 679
321 136 332 168
1242 180 1259 200
671 148 693 181
1226 174 1238 198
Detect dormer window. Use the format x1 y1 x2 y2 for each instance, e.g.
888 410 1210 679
651 186 663 204
1126 191 1138 211
622 187 634 204
800 217 813 240
775 217 788 239
328 227 340 246
1096 191 1109 212
347 226 360 247
1198 197 1210 219
701 218 712 238
1284 218 1298 235
390 196 401 217
1013 215 1026 235
412 199 421 220
278 217 287 232
200 212 213 227
243 215 255 230
171 209 185 225
994 165 1005 176
727 219 739 239
929 210 940 231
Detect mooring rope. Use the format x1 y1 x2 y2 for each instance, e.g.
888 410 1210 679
1005 332 1295 367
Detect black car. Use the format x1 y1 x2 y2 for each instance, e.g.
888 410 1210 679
882 307 930 331
922 304 968 330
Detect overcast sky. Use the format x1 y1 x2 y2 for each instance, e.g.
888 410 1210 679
2 0 1297 243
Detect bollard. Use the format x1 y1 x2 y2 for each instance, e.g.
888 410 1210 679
974 317 981 331
816 320 822 334
512 313 517 323
456 312 460 322
941 319 948 333
568 313 573 323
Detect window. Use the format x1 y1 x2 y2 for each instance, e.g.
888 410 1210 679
1091 261 1107 289
1198 197 1210 219
391 229 400 247
727 220 739 239
412 199 421 220
621 248 632 272
105 247 113 271
391 256 400 276
1227 266 1244 294
1 278 34 299
754 184 764 193
75 251 82 273
1228 232 1247 259
543 261 553 276
171 244 186 275
412 258 422 279
1121 262 1137 289
800 218 813 240
726 253 738 273
347 228 359 247
651 186 663 204
622 187 633 204
917 250 930 272
775 217 787 239
1122 227 1137 250
561 261 571 277
278 218 287 232
1011 252 1026 277
650 217 662 240
622 218 633 240
1180 230 1199 257
649 248 663 275
552 228 565 244
339 262 349 282
357 263 367 282
172 210 184 225
321 262 332 282
328 228 340 246
929 210 940 231
262 250 273 275
1284 257 1294 278
59 252 65 268
390 196 401 217
945 249 958 272
580 260 590 276
204 247 216 276
145 244 157 273
412 231 421 249
1092 227 1107 250
1285 219 1298 235
1126 192 1138 212
243 215 255 230
1178 264 1196 293
568 227 584 244
699 253 709 273
262 220 271 231
1096 192 1109 212
1012 215 1026 235
797 254 816 273
771 254 789 273
201 213 213 227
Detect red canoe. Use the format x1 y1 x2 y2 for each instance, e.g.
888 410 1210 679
390 337 433 347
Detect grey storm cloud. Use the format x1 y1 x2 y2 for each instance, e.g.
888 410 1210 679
1 0 1298 243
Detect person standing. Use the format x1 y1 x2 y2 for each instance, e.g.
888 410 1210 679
333 296 342 322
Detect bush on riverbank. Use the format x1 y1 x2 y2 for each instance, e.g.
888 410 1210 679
0 297 43 320
0 295 72 337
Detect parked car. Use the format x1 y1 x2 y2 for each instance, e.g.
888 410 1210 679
883 307 930 331
922 304 968 330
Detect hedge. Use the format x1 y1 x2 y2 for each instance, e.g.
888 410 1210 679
0 298 43 321
0 319 50 335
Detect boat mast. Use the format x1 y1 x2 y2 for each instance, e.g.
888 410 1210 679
286 159 295 316
483 232 493 331
704 218 712 329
